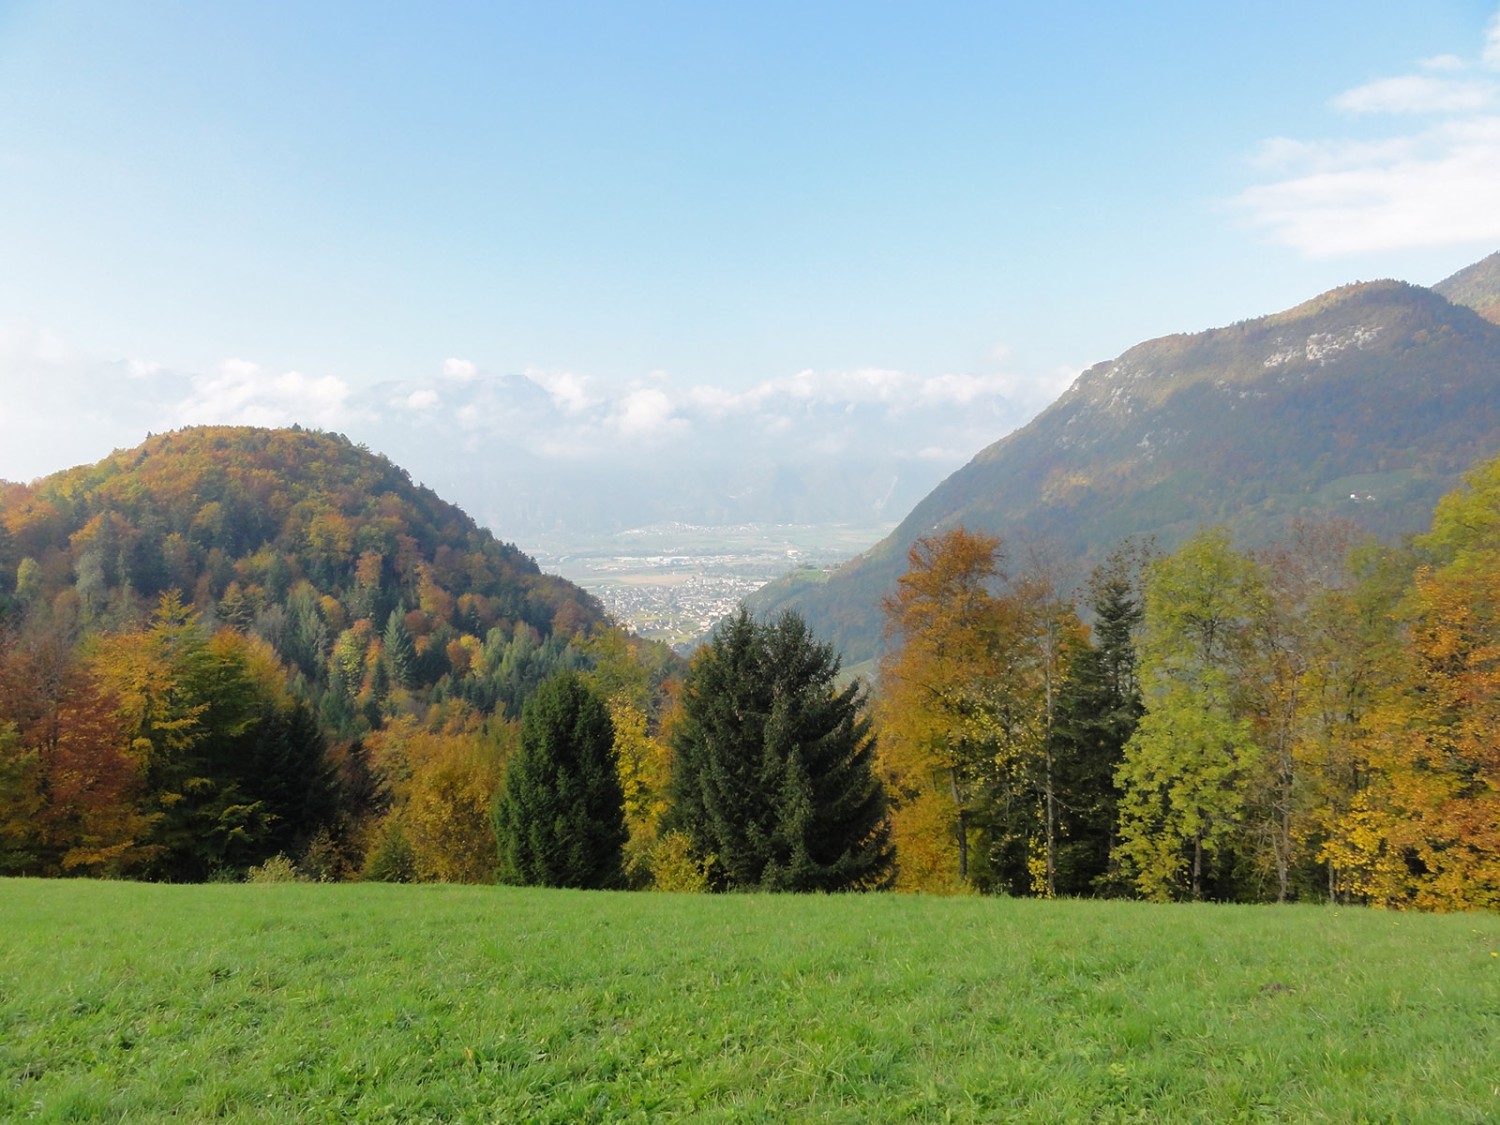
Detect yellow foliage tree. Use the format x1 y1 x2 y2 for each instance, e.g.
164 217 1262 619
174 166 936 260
365 715 513 883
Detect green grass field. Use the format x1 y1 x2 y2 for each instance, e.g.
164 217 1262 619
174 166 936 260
3 881 1497 1122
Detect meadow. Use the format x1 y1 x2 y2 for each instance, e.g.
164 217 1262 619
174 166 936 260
2 880 1497 1123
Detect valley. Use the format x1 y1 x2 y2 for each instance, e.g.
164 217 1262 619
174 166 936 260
527 521 893 649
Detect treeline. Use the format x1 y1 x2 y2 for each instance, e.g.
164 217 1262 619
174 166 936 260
0 426 665 882
4 426 1500 910
878 455 1500 910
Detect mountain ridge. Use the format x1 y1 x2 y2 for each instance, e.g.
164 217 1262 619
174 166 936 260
752 256 1500 665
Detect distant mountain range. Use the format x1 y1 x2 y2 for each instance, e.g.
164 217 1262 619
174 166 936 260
752 251 1500 666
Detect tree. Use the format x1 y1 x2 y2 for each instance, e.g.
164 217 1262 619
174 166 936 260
366 715 512 883
666 609 891 892
878 528 1039 891
1114 529 1264 901
1048 546 1146 895
494 671 626 888
1330 458 1500 909
383 610 417 691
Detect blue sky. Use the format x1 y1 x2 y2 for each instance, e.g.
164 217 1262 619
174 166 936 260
3 1 1500 537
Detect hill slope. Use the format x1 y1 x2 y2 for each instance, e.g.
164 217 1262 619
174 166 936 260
0 426 606 723
1434 250 1500 325
754 263 1500 664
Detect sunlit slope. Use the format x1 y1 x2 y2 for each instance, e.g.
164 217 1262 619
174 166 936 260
1434 249 1500 326
755 265 1500 664
0 425 605 687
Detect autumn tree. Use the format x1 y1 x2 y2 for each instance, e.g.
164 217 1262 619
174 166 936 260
1328 458 1500 909
0 618 149 876
667 609 891 892
494 671 626 888
363 714 513 883
878 528 1048 892
580 626 680 885
91 593 337 879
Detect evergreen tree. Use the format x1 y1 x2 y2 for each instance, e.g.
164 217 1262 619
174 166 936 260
383 610 417 690
494 671 626 888
1049 550 1144 895
242 698 340 863
666 609 892 892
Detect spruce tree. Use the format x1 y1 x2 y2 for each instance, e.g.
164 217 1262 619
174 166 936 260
666 609 892 892
1049 553 1144 895
383 610 417 690
494 671 626 888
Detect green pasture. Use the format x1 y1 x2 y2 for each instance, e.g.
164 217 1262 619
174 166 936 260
2 880 1497 1122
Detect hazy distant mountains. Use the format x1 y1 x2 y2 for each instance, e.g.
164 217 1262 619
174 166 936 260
753 252 1500 665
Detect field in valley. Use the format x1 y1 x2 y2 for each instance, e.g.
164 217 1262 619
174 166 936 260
2 880 1498 1123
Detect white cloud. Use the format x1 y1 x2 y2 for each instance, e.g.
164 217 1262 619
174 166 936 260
1 317 1057 530
916 445 968 462
1332 76 1495 115
1420 54 1467 73
1238 117 1500 257
173 359 353 428
526 367 598 415
610 387 688 441
1237 10 1500 257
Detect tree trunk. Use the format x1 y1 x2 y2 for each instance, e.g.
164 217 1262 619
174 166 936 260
1191 832 1203 900
1044 746 1056 898
950 766 968 882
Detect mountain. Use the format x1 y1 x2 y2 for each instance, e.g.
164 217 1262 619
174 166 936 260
0 426 607 727
753 256 1500 666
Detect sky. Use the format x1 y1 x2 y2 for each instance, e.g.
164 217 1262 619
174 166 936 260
3 1 1500 540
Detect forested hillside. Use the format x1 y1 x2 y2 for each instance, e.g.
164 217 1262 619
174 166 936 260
1434 249 1500 325
755 256 1500 664
0 427 679 881
873 452 1500 910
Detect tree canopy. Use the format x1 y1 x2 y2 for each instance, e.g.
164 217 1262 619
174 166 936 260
667 609 891 892
494 671 627 889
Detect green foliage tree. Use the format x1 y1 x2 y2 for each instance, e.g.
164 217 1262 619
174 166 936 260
1114 529 1264 901
494 671 626 888
667 609 892 892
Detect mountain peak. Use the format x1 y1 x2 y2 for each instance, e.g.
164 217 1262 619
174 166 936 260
754 269 1500 665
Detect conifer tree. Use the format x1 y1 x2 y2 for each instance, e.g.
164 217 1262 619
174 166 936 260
1048 549 1144 894
666 609 891 892
494 671 626 888
383 610 417 690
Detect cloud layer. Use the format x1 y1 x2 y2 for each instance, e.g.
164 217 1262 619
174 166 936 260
1237 7 1500 257
0 322 1058 537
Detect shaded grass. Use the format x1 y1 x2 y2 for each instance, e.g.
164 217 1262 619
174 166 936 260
2 880 1498 1122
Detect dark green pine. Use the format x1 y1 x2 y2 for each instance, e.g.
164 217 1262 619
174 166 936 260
667 608 892 892
494 671 626 889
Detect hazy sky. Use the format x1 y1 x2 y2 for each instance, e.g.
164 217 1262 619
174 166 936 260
3 1 1500 521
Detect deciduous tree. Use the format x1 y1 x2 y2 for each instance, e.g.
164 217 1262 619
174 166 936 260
1114 529 1264 901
